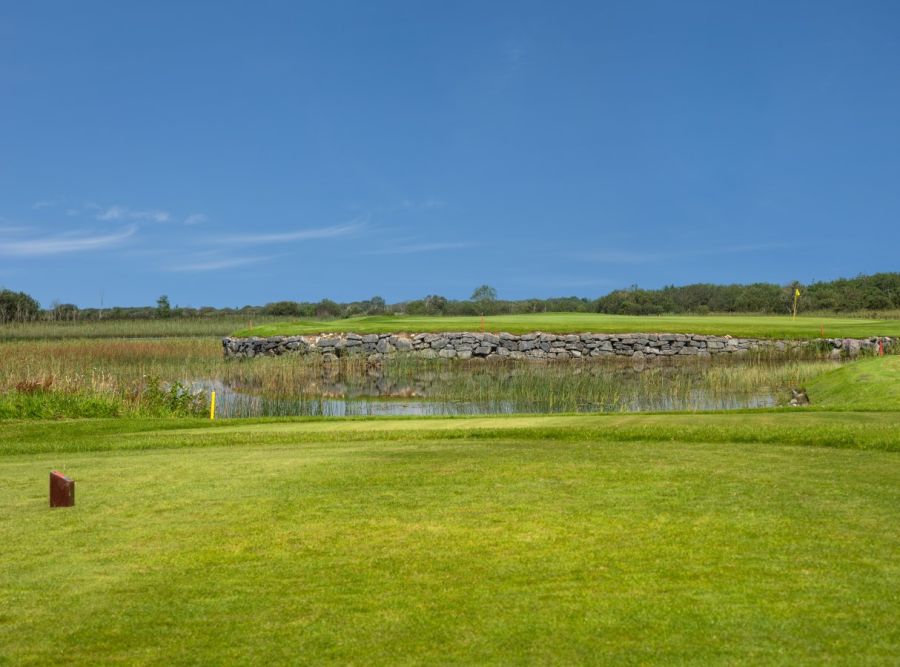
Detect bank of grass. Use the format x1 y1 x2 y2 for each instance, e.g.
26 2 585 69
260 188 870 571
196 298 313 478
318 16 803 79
806 354 900 410
233 312 900 339
1 412 898 664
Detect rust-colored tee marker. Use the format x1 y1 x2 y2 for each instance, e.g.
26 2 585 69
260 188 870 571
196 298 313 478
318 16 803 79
50 470 75 507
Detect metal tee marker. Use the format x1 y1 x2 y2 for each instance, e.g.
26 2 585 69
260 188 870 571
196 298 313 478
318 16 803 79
50 470 75 507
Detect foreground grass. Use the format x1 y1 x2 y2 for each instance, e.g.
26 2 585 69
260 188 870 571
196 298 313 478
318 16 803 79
806 355 900 410
234 312 900 339
1 413 899 664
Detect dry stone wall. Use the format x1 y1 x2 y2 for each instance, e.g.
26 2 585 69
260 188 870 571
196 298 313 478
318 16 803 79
223 332 892 361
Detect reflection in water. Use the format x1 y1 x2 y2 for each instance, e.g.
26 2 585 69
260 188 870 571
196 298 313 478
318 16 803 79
193 355 835 418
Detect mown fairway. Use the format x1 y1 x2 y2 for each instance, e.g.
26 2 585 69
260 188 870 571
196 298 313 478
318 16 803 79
2 412 899 664
234 312 900 339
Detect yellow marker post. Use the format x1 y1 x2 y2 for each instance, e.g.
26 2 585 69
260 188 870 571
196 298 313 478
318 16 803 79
792 288 800 320
210 390 216 420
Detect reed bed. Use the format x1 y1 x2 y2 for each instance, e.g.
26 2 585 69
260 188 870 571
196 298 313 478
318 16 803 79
0 337 840 418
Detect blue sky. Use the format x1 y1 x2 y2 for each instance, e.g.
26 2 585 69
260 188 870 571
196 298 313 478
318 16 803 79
2 1 899 308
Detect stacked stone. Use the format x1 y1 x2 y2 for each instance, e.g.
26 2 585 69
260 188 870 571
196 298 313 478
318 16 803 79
222 332 892 361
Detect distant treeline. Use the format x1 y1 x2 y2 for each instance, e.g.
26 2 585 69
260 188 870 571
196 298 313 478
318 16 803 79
595 273 900 316
1 273 899 324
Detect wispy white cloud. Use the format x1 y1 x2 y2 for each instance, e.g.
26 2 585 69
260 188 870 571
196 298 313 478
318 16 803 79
576 250 661 264
162 255 269 272
32 200 56 210
0 224 137 256
183 213 207 226
96 205 171 223
522 277 615 289
396 198 444 211
362 241 473 255
574 242 790 264
0 223 31 234
217 220 365 245
707 242 791 254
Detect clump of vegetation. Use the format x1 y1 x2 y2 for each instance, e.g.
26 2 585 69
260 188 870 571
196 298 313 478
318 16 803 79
132 376 207 417
0 390 122 419
0 339 211 419
0 288 41 323
0 377 207 420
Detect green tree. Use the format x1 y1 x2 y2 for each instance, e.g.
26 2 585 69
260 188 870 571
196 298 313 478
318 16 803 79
471 285 497 302
423 294 448 314
0 289 41 323
315 299 342 318
156 295 172 318
262 301 304 317
51 301 79 322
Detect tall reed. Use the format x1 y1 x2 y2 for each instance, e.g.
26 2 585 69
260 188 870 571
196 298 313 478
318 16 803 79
0 337 845 418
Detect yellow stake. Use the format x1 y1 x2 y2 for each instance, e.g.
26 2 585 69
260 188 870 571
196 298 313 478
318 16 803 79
792 288 800 320
210 390 216 420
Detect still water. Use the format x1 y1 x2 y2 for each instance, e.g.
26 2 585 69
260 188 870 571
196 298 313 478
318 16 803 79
194 355 833 418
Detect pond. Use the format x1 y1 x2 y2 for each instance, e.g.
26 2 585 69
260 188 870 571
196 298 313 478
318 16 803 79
196 354 838 418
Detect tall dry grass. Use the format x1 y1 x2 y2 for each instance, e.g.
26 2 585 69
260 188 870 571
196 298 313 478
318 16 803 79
0 337 840 417
0 317 283 340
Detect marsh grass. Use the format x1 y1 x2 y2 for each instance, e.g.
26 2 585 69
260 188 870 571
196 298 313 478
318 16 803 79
0 316 283 340
1 337 838 418
0 338 213 417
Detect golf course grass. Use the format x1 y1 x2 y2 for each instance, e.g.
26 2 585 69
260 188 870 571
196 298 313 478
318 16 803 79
2 356 899 664
233 313 900 339
1 412 899 663
806 354 900 410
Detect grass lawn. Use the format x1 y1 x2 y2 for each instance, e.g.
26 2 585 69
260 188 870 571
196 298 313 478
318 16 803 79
806 354 900 410
233 312 900 339
2 410 899 664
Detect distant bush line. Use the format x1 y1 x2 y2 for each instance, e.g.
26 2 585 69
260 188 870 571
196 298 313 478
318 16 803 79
1 272 899 324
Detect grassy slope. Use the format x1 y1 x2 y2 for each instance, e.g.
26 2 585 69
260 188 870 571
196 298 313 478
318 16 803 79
232 312 900 339
806 354 900 409
2 412 900 664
